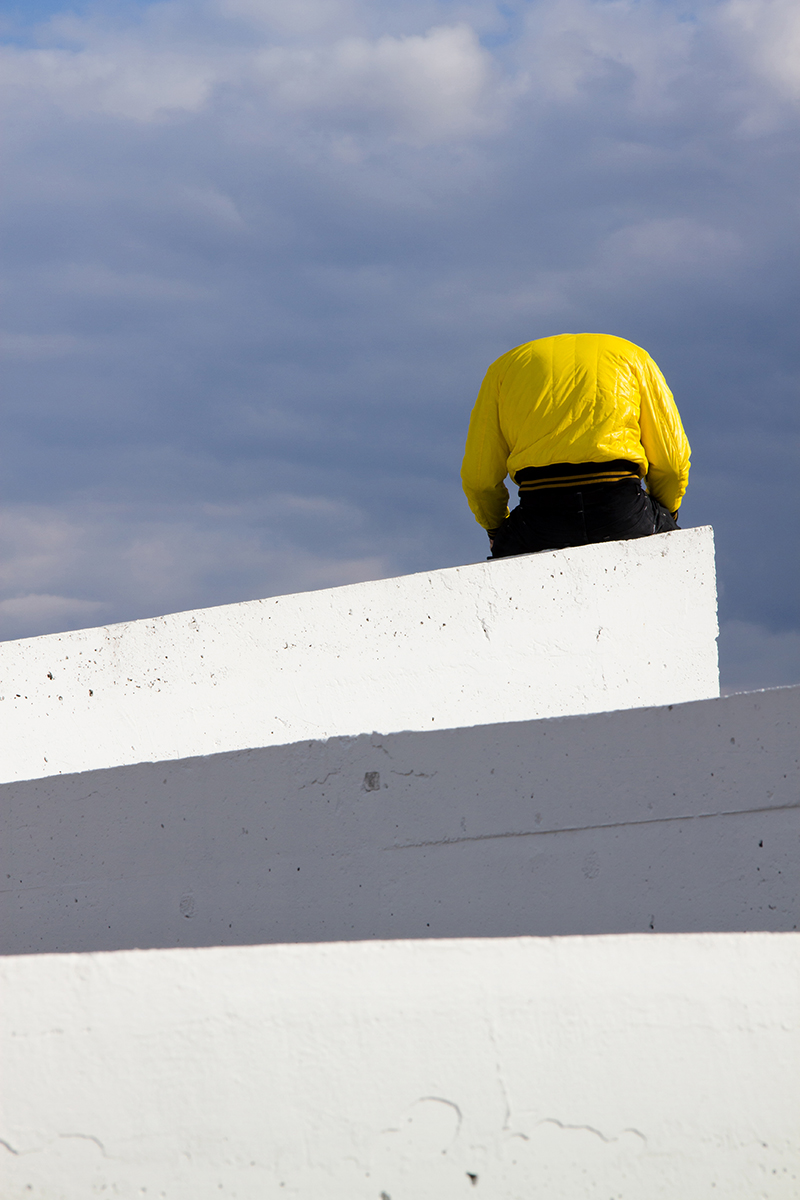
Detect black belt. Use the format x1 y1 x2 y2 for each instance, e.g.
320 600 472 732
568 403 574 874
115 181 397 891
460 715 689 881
515 460 641 494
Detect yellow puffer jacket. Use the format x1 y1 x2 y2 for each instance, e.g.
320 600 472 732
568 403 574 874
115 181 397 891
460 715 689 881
461 332 691 530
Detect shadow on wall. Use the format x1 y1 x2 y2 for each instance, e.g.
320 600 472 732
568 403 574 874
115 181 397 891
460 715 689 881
1 687 797 956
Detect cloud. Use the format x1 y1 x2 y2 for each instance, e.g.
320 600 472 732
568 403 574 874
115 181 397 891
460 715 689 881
719 620 800 693
0 0 797 691
217 0 362 38
1 7 498 141
253 24 498 143
0 593 106 640
0 9 228 121
513 0 697 108
597 219 744 281
0 332 89 360
512 0 800 119
720 0 800 102
0 498 392 640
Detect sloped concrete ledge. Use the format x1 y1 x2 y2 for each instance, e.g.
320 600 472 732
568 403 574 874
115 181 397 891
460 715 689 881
3 686 796 955
0 527 718 784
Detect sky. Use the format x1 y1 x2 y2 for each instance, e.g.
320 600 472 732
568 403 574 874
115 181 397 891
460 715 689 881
1 0 798 692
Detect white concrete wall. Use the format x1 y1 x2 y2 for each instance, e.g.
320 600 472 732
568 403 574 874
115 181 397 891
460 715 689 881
1 933 797 1199
4 686 795 955
0 528 718 784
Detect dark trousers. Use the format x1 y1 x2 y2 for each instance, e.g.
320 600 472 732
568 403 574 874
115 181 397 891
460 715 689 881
489 478 679 559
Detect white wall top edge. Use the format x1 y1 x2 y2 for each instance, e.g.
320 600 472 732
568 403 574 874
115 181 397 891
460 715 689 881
0 527 719 783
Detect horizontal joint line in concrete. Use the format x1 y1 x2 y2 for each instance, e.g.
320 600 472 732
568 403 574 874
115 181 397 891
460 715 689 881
386 802 800 851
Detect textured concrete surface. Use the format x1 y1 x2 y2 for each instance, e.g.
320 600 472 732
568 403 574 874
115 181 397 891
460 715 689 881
1 933 798 1199
0 527 718 784
3 686 795 955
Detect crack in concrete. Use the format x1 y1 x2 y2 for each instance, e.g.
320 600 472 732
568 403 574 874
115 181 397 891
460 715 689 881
486 1018 512 1133
298 770 341 789
59 1133 107 1156
422 1096 463 1130
380 1096 463 1139
390 769 438 779
536 1118 647 1145
385 801 800 850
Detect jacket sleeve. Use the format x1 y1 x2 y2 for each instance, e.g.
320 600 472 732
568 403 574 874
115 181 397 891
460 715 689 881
461 363 511 530
637 355 691 513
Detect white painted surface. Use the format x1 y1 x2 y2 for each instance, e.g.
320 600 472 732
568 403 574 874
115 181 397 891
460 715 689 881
1 933 797 1198
4 686 795 955
0 528 718 784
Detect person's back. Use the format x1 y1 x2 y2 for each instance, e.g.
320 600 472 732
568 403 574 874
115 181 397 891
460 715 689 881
461 332 690 557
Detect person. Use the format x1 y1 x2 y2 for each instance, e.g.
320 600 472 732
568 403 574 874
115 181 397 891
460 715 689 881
461 332 690 558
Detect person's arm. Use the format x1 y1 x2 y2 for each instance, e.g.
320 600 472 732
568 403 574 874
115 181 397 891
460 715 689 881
637 355 691 513
461 363 511 531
